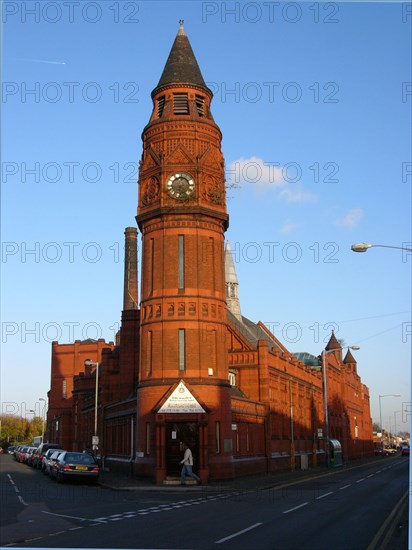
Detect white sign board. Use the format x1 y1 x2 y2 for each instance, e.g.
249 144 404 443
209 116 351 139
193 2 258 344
158 381 205 413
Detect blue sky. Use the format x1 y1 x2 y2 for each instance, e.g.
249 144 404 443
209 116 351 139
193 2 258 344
2 1 411 434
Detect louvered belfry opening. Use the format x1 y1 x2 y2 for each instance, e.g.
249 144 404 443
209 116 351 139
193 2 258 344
157 96 165 117
173 93 189 114
195 94 205 116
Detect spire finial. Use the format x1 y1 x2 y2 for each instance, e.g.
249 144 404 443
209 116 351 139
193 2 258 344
178 19 185 35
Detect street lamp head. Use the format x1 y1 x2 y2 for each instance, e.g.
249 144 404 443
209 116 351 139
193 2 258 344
324 345 360 355
84 358 96 367
351 243 372 253
351 243 412 253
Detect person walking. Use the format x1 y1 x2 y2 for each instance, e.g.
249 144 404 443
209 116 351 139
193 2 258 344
180 443 201 485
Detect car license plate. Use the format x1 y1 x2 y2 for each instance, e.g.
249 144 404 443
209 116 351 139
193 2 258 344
75 466 88 471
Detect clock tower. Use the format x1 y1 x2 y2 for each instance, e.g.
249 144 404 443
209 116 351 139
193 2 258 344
135 21 233 483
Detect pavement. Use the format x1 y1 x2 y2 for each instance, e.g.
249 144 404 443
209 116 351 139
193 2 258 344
97 455 389 492
98 455 409 549
99 460 336 493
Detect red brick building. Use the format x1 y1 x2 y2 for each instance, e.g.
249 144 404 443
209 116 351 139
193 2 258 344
47 23 373 482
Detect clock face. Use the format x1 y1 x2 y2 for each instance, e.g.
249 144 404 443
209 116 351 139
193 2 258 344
166 173 195 200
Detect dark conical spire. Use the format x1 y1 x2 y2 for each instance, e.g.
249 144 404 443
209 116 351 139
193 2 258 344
343 349 356 364
325 330 342 351
153 21 210 95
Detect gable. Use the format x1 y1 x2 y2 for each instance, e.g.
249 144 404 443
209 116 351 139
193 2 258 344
157 380 206 414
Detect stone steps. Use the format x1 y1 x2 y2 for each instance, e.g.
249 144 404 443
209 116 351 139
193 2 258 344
163 476 198 485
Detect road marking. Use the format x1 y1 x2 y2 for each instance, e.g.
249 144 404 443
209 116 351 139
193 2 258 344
282 502 309 514
42 511 89 522
49 531 66 537
356 478 365 483
7 474 28 506
339 484 351 490
17 495 28 506
316 491 334 500
367 490 409 550
376 470 382 474
367 474 374 478
215 523 263 544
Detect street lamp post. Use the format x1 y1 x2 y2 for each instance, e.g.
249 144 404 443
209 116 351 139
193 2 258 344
39 398 46 444
84 359 100 451
394 410 402 441
321 345 360 468
352 241 410 550
379 395 401 452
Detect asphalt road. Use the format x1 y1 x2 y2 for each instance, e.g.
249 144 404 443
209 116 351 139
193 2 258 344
0 454 408 549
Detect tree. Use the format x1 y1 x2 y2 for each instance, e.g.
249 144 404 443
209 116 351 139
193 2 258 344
0 414 43 447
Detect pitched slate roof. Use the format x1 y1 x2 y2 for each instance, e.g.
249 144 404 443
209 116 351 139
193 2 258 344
226 309 285 353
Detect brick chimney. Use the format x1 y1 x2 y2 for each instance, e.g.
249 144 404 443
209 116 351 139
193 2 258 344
118 227 140 399
123 226 138 310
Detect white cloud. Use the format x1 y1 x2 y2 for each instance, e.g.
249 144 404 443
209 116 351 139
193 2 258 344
227 156 316 203
227 157 283 188
278 186 316 203
335 208 363 229
280 222 300 235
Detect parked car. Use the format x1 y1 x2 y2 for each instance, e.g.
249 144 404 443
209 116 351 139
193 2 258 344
43 449 64 475
7 446 16 454
401 446 410 456
383 446 397 456
24 447 38 466
13 445 22 460
50 451 99 483
16 445 29 463
32 443 62 469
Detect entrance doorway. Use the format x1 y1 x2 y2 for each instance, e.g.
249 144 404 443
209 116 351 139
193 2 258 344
165 422 198 477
